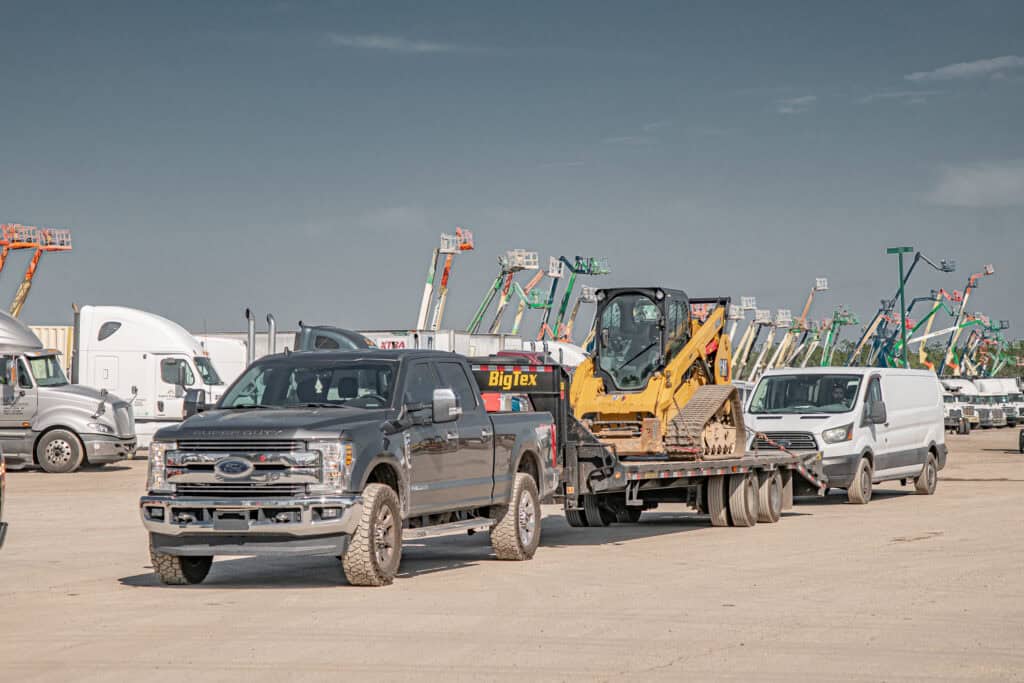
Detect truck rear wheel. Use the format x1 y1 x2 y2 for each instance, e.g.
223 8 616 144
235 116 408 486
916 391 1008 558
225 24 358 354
150 543 212 585
342 483 402 586
707 475 729 527
757 471 783 523
728 472 758 527
847 457 873 504
582 494 610 527
914 454 938 495
1019 429 1023 454
565 507 589 527
36 429 84 474
491 473 541 560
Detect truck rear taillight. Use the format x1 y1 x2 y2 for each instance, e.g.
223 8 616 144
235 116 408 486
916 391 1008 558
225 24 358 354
550 423 557 467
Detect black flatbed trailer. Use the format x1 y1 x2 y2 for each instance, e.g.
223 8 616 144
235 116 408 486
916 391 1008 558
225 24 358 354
470 357 827 528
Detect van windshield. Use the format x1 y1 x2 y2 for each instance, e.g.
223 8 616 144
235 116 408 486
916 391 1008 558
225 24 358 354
220 360 397 409
28 355 69 387
194 356 223 385
749 373 862 414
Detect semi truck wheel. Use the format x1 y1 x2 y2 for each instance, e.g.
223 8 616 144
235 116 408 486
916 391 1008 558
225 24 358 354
707 476 729 527
728 472 758 527
36 429 84 473
342 483 402 586
565 507 588 527
914 454 938 495
847 457 873 504
582 494 610 527
491 473 541 560
1019 429 1024 454
150 543 212 585
757 471 783 523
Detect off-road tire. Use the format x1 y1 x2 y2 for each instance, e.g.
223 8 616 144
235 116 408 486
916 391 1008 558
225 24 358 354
36 429 84 473
707 475 729 527
565 507 589 528
583 494 610 527
728 472 757 527
150 544 212 585
757 471 783 523
915 454 938 495
847 457 873 505
491 473 541 560
342 483 402 586
615 508 643 523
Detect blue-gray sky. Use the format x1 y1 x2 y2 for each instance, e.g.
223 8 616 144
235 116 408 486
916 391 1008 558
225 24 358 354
2 1 1022 339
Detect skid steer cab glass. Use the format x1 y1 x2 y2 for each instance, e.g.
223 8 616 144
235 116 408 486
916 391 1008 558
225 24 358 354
597 293 663 391
750 374 862 415
147 441 175 493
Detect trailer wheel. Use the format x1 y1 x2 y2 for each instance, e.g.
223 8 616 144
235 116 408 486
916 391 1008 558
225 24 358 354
492 473 541 560
1018 429 1023 454
341 483 402 586
150 543 212 585
583 494 610 527
36 429 84 473
615 508 643 523
847 457 873 505
914 454 938 495
565 507 589 527
728 472 758 527
707 476 729 527
757 471 783 523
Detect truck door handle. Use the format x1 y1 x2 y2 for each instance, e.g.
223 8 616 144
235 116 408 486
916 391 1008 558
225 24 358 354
479 429 492 439
445 430 459 441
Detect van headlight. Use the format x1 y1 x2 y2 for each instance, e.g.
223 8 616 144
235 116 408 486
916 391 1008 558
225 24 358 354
147 441 176 493
309 440 352 494
822 424 853 444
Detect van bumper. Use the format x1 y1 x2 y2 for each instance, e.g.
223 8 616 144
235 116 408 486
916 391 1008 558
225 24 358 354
82 435 137 464
821 452 861 489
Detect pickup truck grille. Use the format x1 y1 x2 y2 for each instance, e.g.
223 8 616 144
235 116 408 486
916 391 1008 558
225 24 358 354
752 431 818 452
176 440 304 452
175 483 307 497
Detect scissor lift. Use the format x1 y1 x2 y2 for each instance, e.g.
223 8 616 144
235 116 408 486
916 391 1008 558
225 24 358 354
0 224 73 318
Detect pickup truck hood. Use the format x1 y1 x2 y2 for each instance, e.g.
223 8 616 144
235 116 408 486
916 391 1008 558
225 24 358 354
155 406 393 441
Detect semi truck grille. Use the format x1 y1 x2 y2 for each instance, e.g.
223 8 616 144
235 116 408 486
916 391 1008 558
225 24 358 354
963 406 976 417
113 405 133 436
176 440 305 452
948 409 962 419
752 431 818 451
175 483 307 497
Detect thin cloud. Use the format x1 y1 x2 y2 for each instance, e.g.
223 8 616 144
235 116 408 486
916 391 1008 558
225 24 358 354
906 55 1024 81
859 90 944 104
775 95 816 114
327 33 461 54
926 160 1024 208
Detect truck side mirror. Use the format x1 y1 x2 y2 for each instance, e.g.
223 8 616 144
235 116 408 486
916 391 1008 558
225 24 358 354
432 388 462 423
867 400 887 425
184 388 207 418
177 362 190 388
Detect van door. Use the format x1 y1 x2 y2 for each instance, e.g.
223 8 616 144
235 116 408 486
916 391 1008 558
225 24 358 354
0 356 38 455
863 374 893 478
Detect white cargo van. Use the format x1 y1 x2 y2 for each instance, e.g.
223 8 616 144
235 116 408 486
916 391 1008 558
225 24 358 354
746 367 946 504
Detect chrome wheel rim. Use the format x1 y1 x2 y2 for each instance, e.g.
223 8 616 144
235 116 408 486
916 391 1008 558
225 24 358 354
862 468 872 501
44 439 72 466
927 463 937 490
373 505 396 568
517 490 536 547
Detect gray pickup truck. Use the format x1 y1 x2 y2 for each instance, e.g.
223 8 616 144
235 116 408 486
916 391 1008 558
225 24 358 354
140 349 558 586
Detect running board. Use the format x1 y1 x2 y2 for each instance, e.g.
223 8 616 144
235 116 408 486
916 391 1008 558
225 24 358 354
402 518 496 541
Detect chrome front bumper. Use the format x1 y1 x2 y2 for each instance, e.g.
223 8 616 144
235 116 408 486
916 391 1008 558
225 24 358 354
83 435 137 463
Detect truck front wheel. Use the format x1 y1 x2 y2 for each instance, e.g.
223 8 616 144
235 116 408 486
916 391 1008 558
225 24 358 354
342 483 402 586
491 473 541 561
36 429 84 473
150 544 212 585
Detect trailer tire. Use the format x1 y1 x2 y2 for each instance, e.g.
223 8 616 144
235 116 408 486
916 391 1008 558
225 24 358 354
728 472 757 527
583 494 610 527
757 471 783 523
914 454 938 495
1018 429 1023 454
491 473 541 560
707 475 729 527
36 429 84 474
150 544 212 585
615 508 643 523
341 483 402 586
565 507 589 528
847 457 873 505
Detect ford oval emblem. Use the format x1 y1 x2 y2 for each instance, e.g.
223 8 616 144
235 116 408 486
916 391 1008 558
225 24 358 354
215 458 254 479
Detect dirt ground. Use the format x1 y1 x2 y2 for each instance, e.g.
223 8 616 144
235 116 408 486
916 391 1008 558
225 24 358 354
1 428 1022 681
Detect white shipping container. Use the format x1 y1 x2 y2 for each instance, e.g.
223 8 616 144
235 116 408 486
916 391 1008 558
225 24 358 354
29 325 74 374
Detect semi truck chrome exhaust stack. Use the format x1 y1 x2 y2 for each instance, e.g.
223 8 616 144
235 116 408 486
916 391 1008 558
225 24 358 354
245 308 256 365
267 313 277 355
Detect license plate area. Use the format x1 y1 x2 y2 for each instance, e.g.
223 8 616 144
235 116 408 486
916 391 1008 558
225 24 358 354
213 509 251 531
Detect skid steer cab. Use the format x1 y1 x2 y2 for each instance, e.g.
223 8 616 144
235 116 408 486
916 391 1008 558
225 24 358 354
569 288 745 459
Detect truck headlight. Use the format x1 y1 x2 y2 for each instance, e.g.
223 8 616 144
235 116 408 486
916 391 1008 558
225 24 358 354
147 441 176 494
309 440 352 494
822 424 853 444
87 422 114 434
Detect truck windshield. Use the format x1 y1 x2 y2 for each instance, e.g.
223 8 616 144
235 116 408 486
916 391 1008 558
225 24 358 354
193 356 223 385
943 395 956 404
28 355 69 387
220 360 397 409
749 374 862 414
1011 393 1024 402
597 293 662 391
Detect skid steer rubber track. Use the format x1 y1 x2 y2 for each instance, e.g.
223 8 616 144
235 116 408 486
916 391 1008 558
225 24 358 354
664 384 746 460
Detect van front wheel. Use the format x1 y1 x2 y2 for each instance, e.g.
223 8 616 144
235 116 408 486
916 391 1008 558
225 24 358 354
847 457 873 505
915 455 938 495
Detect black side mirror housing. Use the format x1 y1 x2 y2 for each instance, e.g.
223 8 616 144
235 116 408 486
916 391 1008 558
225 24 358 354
183 388 207 418
177 363 190 388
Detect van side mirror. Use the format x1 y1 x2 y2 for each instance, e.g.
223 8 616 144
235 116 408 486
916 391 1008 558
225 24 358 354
432 387 462 423
867 400 887 425
184 388 207 418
